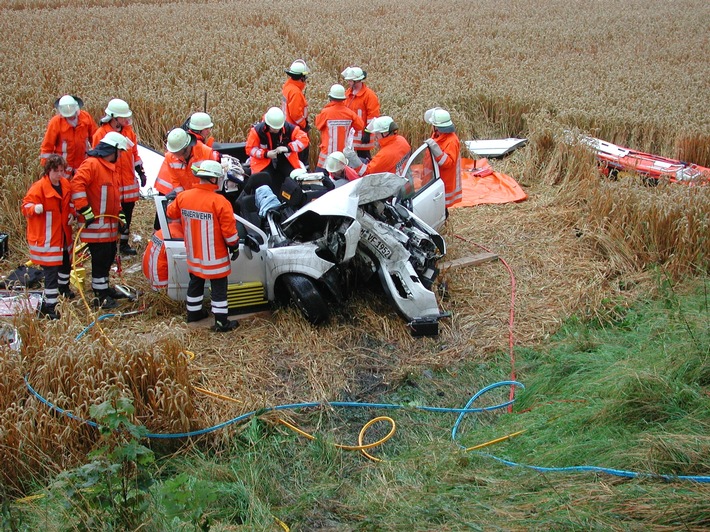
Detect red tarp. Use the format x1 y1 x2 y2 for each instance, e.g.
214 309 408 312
451 158 527 208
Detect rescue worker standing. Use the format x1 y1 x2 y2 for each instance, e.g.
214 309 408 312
246 107 308 195
40 95 98 175
282 59 310 168
314 84 364 171
22 155 76 319
342 67 381 160
424 107 462 208
184 112 215 147
344 116 411 176
93 98 146 256
166 160 240 332
155 128 217 196
71 131 130 309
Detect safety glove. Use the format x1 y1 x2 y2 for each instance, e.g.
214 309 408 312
118 211 127 230
228 245 239 261
34 204 44 214
79 206 96 227
135 165 147 187
343 148 362 169
425 138 444 158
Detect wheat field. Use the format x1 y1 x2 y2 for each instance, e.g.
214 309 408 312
0 0 708 492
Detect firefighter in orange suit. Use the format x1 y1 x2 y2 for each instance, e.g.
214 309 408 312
155 128 218 196
71 131 130 309
282 59 310 168
314 84 364 171
142 222 184 290
344 116 411 176
40 95 98 175
166 160 240 332
22 155 76 319
93 98 145 256
424 107 462 208
184 112 215 147
342 67 381 160
246 107 308 195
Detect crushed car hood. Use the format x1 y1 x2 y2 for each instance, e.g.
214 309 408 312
283 173 407 224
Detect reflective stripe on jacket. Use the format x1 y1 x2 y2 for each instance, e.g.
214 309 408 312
142 223 184 289
40 110 98 171
155 142 216 195
344 85 380 151
71 156 121 243
166 183 238 279
22 176 74 266
358 134 411 176
315 101 364 168
93 124 142 203
431 132 462 207
245 122 308 174
281 78 308 128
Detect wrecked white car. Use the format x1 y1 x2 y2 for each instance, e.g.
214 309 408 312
149 143 449 335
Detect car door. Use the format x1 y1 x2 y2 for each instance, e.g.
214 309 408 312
397 143 446 230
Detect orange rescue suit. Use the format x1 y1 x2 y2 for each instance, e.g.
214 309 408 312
22 175 75 265
315 101 364 168
40 110 98 172
71 156 122 243
246 122 309 174
154 142 217 195
93 124 142 203
281 78 308 129
357 134 411 176
166 183 239 279
344 84 380 151
431 131 462 207
142 223 184 289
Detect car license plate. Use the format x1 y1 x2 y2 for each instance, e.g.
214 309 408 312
362 229 392 258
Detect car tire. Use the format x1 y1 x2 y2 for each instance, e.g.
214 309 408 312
281 274 329 325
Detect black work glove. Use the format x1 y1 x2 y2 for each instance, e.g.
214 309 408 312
303 120 311 133
79 206 95 227
228 245 239 261
165 190 178 202
361 131 371 145
118 211 127 232
135 165 147 187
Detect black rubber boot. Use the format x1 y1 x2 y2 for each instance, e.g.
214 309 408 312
107 286 129 299
93 292 118 310
58 284 76 299
186 308 210 323
39 302 60 320
119 243 137 256
212 317 239 332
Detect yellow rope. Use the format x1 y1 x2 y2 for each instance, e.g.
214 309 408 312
465 429 527 452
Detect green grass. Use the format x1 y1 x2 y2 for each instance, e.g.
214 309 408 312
8 277 709 530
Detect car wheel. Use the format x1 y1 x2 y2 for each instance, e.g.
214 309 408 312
281 274 329 325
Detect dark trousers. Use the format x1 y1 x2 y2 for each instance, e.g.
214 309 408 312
42 248 72 306
88 241 117 295
186 274 229 321
120 201 135 244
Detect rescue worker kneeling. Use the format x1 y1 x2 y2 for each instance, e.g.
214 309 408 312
166 160 240 332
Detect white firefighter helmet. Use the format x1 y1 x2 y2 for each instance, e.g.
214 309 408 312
99 131 130 150
328 84 346 100
325 151 347 173
193 159 224 180
264 107 285 129
341 66 365 81
57 95 79 118
285 59 310 76
188 112 213 131
367 116 396 134
104 98 132 118
166 128 191 153
424 107 454 129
